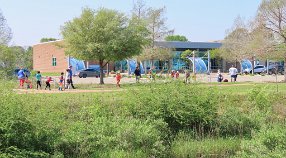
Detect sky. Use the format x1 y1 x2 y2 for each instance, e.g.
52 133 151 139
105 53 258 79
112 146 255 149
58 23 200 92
0 0 262 47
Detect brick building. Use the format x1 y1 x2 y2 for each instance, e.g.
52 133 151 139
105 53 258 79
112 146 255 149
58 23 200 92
33 40 230 73
33 41 114 73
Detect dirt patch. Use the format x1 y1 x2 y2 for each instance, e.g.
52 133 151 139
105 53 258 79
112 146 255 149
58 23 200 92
14 88 124 94
205 83 253 87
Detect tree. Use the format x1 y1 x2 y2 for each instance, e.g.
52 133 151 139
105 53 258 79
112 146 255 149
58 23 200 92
132 0 147 20
247 20 276 60
132 1 176 73
146 7 169 46
40 38 57 43
0 45 15 79
165 35 188 41
137 47 173 70
11 46 33 69
0 11 12 45
220 16 253 68
257 0 286 81
61 8 149 84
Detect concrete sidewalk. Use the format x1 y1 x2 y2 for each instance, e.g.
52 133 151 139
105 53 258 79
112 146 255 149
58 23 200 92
70 73 284 84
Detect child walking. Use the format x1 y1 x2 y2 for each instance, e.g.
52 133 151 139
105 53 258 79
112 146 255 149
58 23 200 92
115 72 121 87
35 71 42 90
185 70 190 83
171 70 175 78
217 69 223 82
58 72 64 91
175 71 180 79
25 75 33 89
45 77 52 90
65 69 71 89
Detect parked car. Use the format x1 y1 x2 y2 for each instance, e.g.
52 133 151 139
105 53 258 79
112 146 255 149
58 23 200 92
14 68 30 77
268 65 284 75
244 65 266 74
78 68 100 78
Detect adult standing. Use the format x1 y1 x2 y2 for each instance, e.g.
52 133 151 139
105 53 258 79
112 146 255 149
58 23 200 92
17 67 25 89
134 67 141 83
229 65 238 82
69 66 75 89
65 69 71 89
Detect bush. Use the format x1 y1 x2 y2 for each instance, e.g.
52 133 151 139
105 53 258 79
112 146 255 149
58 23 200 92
248 86 271 110
171 132 241 158
236 124 286 157
216 105 260 137
124 82 219 133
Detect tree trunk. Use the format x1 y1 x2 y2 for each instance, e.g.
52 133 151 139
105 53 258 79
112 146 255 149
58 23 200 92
284 57 286 82
99 60 104 84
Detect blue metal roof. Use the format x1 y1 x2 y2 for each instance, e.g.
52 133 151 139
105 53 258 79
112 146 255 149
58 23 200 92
154 41 222 49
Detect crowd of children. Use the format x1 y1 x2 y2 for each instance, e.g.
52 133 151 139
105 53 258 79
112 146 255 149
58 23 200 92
16 66 76 91
17 65 239 91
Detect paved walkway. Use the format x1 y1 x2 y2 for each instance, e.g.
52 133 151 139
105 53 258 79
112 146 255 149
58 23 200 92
14 88 124 94
70 73 284 84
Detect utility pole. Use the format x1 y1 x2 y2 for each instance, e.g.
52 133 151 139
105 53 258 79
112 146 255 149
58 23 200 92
266 59 269 74
193 51 196 81
252 55 255 75
207 50 211 82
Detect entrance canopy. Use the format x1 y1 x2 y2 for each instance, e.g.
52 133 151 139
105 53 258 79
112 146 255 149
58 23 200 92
187 57 208 73
68 57 86 74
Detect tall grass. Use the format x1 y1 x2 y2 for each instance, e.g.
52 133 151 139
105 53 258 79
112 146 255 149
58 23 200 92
0 80 286 157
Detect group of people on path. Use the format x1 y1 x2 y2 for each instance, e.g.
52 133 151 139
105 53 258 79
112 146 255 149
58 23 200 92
217 65 238 82
18 64 239 89
17 66 75 90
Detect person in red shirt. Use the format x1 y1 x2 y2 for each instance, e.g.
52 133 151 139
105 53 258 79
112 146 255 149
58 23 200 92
25 75 33 89
175 71 180 79
45 77 53 90
115 72 122 87
171 70 175 78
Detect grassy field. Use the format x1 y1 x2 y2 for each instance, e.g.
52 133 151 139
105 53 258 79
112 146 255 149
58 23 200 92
1 80 286 157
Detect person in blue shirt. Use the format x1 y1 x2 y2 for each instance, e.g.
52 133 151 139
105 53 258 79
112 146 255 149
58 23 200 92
17 67 25 88
134 67 141 83
69 66 75 89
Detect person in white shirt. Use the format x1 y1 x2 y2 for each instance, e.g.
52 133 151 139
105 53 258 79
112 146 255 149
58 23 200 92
65 69 71 89
229 65 238 82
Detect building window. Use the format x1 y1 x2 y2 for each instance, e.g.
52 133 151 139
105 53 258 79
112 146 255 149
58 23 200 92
52 57 57 66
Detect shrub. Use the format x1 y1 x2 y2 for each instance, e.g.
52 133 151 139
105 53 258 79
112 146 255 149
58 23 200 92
124 82 219 133
216 105 260 137
171 132 241 158
236 124 286 157
248 86 270 110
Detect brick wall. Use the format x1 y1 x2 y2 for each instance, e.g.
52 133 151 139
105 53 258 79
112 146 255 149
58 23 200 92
33 41 116 72
33 41 68 72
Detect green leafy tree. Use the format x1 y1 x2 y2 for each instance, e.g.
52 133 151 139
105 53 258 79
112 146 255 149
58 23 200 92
180 50 192 62
61 8 149 84
165 35 188 41
209 48 221 59
11 46 33 69
40 38 57 43
180 49 193 69
0 45 15 79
